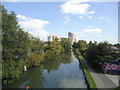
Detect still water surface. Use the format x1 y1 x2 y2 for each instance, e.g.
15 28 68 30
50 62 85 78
5 52 87 88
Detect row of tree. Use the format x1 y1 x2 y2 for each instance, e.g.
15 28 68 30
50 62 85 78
1 5 71 85
73 40 120 71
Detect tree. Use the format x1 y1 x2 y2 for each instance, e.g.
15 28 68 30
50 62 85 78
2 5 33 85
77 40 87 56
60 38 71 52
73 42 78 49
85 41 118 70
44 40 64 60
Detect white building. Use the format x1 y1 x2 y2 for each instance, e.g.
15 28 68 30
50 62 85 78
68 32 75 45
47 35 52 42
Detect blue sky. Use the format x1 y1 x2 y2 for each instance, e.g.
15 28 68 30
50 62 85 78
2 1 118 44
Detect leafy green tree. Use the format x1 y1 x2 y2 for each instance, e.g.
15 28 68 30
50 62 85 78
85 41 119 70
2 5 32 85
73 42 78 48
77 40 87 56
2 5 31 61
26 52 45 68
60 38 71 52
114 43 120 47
44 40 64 60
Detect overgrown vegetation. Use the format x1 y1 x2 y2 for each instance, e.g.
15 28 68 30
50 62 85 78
73 40 120 71
2 5 71 85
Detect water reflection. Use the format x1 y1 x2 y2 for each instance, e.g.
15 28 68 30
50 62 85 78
4 66 45 88
60 78 87 88
70 52 74 63
4 53 87 88
42 53 71 73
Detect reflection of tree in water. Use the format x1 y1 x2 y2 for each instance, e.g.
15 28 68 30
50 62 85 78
25 66 45 88
61 53 72 64
42 53 74 73
5 66 45 88
42 56 62 73
5 53 75 88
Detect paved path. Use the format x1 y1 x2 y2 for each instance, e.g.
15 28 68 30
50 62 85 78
83 59 118 89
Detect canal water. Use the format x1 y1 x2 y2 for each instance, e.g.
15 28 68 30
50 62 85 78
4 52 87 88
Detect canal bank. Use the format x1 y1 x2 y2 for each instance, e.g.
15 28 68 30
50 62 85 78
73 49 97 89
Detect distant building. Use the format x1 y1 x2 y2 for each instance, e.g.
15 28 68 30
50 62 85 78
47 35 58 42
47 35 52 42
68 32 75 45
52 35 58 41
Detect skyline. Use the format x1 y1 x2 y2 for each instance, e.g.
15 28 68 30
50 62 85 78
2 1 118 44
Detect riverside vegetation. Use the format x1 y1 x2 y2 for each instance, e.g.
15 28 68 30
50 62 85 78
2 4 120 88
1 5 71 85
73 40 120 72
73 40 120 88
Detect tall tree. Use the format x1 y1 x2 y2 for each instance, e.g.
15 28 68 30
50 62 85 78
60 38 71 52
77 40 87 55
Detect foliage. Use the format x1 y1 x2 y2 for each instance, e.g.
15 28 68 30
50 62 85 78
2 60 23 85
26 52 45 68
73 40 87 56
85 41 120 70
2 5 32 85
2 4 72 85
60 38 71 52
114 43 120 47
44 40 64 60
2 6 31 61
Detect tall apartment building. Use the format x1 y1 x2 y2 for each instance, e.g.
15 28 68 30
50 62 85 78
68 32 75 45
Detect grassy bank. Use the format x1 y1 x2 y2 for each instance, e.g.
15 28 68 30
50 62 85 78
74 49 97 88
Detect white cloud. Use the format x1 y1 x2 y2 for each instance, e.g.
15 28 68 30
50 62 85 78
75 32 86 41
17 15 28 20
79 16 83 19
98 17 112 23
88 16 92 19
64 16 71 24
75 28 102 41
17 14 50 41
31 29 50 40
82 28 102 33
75 32 86 38
88 11 95 14
60 0 90 15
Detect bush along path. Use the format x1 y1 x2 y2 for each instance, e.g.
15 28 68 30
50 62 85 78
74 49 97 89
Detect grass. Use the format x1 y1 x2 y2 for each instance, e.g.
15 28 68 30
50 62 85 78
77 54 97 89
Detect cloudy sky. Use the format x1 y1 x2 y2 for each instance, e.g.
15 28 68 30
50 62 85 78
2 0 118 44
